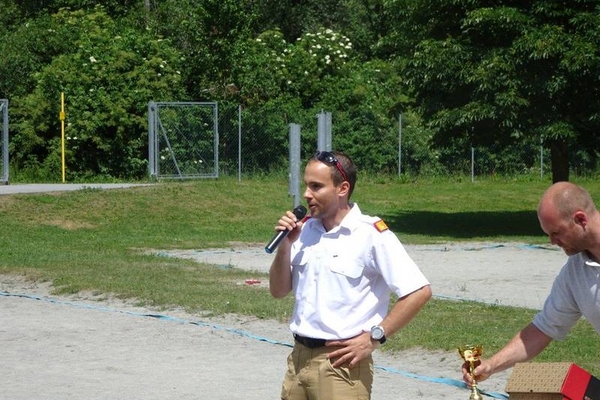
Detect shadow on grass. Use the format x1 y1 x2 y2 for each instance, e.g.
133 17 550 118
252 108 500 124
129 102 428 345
381 210 544 238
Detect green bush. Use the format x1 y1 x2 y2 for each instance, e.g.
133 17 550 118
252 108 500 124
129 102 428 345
10 5 186 180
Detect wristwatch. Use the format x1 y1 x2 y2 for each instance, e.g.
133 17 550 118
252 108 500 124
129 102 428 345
370 325 386 344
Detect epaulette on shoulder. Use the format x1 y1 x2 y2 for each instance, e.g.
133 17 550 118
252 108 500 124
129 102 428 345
373 219 389 233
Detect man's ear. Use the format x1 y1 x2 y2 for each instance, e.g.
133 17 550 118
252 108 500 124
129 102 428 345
574 211 587 228
338 180 350 197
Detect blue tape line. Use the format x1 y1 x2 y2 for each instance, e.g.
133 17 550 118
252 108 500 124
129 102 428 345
0 290 508 399
375 365 508 399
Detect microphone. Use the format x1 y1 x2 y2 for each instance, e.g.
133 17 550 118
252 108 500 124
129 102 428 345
265 205 307 254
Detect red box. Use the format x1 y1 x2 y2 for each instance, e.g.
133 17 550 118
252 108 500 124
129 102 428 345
505 363 600 399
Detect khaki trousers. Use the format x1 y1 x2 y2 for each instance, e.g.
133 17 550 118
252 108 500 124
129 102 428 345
280 342 373 400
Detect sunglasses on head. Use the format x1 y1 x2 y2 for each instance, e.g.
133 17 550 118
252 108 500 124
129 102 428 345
314 151 348 182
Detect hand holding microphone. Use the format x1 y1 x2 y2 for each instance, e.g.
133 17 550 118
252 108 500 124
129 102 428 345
265 205 307 254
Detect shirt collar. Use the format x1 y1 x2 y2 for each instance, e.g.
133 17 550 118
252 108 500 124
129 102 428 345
334 203 362 233
311 203 361 234
581 251 600 267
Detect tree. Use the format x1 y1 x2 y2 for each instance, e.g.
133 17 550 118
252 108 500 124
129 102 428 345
149 0 261 101
11 5 186 179
0 0 141 18
395 0 600 182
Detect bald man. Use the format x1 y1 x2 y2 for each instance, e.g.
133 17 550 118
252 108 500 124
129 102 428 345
463 181 600 385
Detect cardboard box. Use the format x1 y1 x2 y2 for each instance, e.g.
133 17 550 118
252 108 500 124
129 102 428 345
505 362 600 400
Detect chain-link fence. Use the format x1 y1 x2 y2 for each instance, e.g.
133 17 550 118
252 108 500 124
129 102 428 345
218 103 319 177
149 103 597 180
217 104 548 179
148 101 219 179
1 98 594 183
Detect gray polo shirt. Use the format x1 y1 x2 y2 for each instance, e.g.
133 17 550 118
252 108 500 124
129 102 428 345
533 251 600 340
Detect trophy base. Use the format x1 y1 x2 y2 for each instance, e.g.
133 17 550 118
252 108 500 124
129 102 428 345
469 387 483 400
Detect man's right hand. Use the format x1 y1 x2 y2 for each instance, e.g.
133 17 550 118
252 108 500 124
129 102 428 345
274 210 304 245
462 359 491 385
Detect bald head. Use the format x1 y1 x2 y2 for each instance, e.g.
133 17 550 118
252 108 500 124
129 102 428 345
538 182 596 220
538 182 600 258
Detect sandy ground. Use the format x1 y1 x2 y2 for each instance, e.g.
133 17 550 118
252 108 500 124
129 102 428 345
0 241 568 400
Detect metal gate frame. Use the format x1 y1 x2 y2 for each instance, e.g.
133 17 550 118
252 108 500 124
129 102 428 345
1 99 8 185
148 101 219 179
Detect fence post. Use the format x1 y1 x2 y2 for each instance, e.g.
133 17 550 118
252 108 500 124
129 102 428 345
147 101 156 178
238 105 242 181
398 114 402 175
289 123 302 207
471 146 475 183
540 136 544 179
214 103 219 178
317 110 332 151
1 99 8 185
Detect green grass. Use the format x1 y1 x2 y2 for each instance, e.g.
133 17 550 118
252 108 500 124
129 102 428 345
2 175 600 376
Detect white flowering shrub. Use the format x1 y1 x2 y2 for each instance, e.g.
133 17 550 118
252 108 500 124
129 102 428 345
295 29 352 73
233 28 354 105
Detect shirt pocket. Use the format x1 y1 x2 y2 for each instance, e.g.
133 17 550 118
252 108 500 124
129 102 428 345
328 255 365 279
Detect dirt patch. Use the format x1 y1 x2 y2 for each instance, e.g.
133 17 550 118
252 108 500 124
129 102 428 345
154 242 566 310
0 272 511 400
1 241 568 399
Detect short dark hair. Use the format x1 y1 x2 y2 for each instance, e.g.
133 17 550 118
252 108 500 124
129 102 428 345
311 151 357 198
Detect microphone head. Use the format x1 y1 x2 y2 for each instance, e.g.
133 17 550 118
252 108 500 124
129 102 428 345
293 205 307 220
264 205 308 254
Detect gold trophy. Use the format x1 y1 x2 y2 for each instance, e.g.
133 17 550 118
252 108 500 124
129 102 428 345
458 345 483 400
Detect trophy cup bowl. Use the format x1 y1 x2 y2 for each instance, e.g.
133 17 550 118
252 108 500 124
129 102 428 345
458 344 483 400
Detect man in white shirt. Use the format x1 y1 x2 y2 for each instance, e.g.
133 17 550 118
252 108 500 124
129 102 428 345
463 181 600 385
269 150 432 400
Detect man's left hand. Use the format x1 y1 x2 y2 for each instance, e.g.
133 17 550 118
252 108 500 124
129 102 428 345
325 332 377 368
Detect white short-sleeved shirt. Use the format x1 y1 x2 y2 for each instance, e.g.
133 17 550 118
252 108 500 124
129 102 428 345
288 203 430 340
533 251 600 340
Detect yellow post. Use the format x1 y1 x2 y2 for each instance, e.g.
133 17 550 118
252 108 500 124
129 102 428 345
60 92 66 183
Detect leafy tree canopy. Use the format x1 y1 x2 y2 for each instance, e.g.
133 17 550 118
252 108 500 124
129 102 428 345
11 5 186 179
2 0 599 181
395 0 600 181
